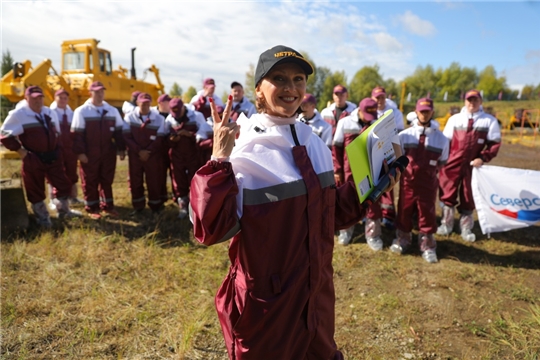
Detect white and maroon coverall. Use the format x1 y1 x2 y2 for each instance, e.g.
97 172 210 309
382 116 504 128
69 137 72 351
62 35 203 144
189 90 224 119
123 108 166 211
164 108 208 204
190 113 366 360
50 103 78 189
395 121 449 251
297 110 333 148
320 101 357 138
439 110 501 214
153 108 174 204
0 105 71 203
230 97 257 121
71 100 126 212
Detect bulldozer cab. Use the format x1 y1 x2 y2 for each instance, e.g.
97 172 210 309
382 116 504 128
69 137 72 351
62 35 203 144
62 39 112 76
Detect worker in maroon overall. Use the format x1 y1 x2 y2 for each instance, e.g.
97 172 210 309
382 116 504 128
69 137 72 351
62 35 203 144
391 98 449 263
0 86 79 227
333 98 385 250
165 97 209 219
50 88 81 204
189 78 224 119
372 86 404 230
437 89 501 241
320 84 357 138
123 93 166 214
71 81 126 219
154 93 173 204
190 46 400 360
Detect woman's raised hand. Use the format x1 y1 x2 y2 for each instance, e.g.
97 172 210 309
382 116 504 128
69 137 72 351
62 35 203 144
210 95 240 159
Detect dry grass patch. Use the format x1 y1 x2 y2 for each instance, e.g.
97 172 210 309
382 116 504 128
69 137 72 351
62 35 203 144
2 142 539 359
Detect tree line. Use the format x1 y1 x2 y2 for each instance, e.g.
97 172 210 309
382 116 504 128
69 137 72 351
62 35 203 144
3 49 539 114
242 52 540 110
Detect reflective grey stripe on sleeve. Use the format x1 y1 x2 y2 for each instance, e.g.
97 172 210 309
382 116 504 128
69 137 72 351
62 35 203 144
188 203 241 244
215 221 241 244
243 171 335 206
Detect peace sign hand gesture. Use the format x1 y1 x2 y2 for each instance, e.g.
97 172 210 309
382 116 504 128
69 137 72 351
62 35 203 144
210 95 240 159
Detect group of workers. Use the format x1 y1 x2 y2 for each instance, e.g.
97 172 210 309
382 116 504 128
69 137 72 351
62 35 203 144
297 84 501 264
0 79 257 224
0 76 501 264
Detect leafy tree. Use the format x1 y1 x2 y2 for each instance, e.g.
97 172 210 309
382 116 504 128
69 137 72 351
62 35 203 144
2 49 14 76
221 90 229 105
436 62 478 102
384 79 401 104
1 49 15 121
401 65 441 102
348 65 384 105
311 66 331 109
299 51 331 109
477 65 507 100
169 82 183 97
182 86 197 103
244 63 255 102
319 70 347 110
520 85 535 100
301 52 317 96
534 83 540 100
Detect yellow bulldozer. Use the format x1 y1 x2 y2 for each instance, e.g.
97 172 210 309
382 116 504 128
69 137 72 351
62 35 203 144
1 38 165 161
0 38 165 110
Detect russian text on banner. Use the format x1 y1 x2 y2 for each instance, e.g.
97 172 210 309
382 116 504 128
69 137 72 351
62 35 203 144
472 165 540 235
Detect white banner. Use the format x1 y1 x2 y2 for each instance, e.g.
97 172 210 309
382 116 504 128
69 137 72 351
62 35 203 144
471 165 540 234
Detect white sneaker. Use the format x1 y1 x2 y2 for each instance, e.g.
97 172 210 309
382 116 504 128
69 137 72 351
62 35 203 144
59 209 83 219
36 216 52 228
422 249 438 263
367 236 383 251
389 239 403 254
178 208 188 219
461 230 476 242
436 224 452 236
338 229 353 245
69 197 84 205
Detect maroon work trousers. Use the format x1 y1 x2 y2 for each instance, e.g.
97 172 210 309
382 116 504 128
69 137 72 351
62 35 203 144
79 150 117 212
395 183 437 234
170 153 200 200
439 162 475 213
128 151 164 211
22 151 71 204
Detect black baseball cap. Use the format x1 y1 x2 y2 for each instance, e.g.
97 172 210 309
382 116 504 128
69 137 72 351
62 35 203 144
254 45 314 87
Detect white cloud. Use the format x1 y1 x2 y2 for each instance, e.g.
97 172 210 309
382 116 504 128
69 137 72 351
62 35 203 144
373 33 404 53
396 10 437 37
504 52 540 88
1 1 414 94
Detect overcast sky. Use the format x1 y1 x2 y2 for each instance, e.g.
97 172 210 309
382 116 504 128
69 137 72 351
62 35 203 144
2 0 539 96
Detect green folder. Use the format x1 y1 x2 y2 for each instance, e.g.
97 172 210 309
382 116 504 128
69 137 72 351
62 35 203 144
345 109 401 203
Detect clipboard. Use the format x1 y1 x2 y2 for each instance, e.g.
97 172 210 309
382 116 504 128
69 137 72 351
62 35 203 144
345 109 402 203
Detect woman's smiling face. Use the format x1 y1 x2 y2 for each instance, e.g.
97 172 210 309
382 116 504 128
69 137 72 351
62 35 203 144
256 62 306 118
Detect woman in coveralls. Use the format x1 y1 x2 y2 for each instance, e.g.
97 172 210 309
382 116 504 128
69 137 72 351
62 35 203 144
189 45 399 360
